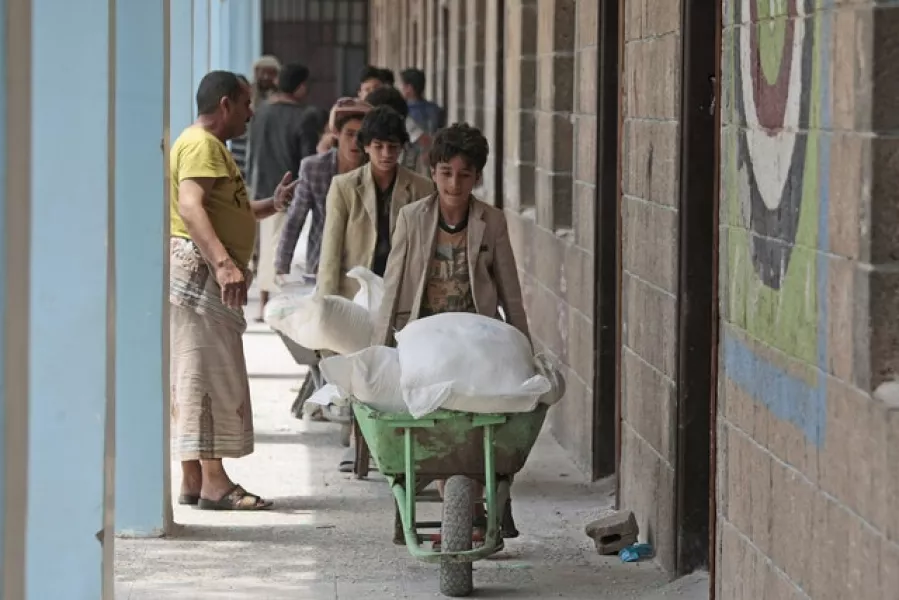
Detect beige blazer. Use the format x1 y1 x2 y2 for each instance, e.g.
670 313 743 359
373 194 531 346
317 162 435 299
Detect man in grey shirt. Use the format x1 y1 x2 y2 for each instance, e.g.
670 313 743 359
247 63 324 319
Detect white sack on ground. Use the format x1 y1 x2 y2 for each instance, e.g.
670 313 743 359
264 291 372 355
395 313 552 418
348 266 385 316
319 346 406 413
305 383 348 407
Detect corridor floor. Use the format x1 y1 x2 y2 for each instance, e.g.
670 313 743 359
114 293 674 599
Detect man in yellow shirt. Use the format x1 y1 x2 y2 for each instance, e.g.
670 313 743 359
169 70 297 511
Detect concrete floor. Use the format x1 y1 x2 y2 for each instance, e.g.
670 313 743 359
115 293 701 600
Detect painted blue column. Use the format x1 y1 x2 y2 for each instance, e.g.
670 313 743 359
228 0 259 77
192 0 210 119
250 0 263 67
170 0 194 139
114 0 170 538
209 0 226 71
27 0 114 597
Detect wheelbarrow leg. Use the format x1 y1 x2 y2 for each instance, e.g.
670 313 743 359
353 418 371 479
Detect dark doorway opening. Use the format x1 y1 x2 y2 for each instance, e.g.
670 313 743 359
591 0 621 481
262 0 369 110
493 0 505 210
674 0 721 579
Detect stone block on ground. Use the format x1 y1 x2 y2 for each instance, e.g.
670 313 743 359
585 510 639 555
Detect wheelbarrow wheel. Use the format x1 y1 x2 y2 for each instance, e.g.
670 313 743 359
440 475 475 597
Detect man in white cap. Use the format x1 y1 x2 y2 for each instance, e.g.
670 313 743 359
252 55 281 108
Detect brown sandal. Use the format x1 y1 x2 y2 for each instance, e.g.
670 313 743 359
197 484 273 511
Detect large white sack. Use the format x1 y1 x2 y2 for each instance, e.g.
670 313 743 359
263 286 312 329
395 313 552 418
439 353 566 413
320 346 406 413
265 291 372 355
348 266 385 316
305 383 348 407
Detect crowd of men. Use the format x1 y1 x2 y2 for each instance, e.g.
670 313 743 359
167 53 526 542
241 58 446 320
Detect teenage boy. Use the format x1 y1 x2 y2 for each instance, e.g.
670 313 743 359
275 98 372 279
317 105 435 300
317 105 434 472
373 123 529 539
363 85 430 175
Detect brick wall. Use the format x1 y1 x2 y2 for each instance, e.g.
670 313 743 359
503 0 597 474
371 0 600 474
717 1 899 597
617 0 683 574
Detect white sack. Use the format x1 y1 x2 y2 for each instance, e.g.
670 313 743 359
320 346 406 413
305 383 348 407
534 353 566 406
265 291 372 355
348 266 385 316
395 313 552 418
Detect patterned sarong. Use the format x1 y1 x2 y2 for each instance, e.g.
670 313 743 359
169 237 254 460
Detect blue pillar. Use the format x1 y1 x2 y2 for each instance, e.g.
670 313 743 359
27 0 115 597
210 0 226 71
170 0 194 138
250 0 263 66
228 0 260 77
114 0 170 538
192 0 210 119
1 0 30 596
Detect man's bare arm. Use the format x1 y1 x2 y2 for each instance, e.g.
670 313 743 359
178 178 231 267
250 197 278 220
250 171 299 220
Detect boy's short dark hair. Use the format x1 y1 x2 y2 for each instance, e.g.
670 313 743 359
278 63 310 93
378 68 395 86
400 68 426 97
196 70 244 115
429 123 489 172
359 65 382 85
363 86 409 119
334 111 366 132
356 106 410 151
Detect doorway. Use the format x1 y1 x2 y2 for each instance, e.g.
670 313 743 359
591 0 620 481
674 0 721 579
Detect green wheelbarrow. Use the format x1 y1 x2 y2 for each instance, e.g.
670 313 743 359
352 401 548 597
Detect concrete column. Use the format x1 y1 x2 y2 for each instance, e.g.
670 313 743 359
26 0 116 596
170 0 194 139
503 0 538 210
464 0 485 130
113 0 171 538
191 0 210 117
534 0 575 230
424 0 437 99
434 2 448 107
1 1 31 597
249 0 262 64
228 0 257 77
209 0 226 71
447 0 466 124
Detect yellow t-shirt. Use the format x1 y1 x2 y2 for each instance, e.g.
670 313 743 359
169 126 256 268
